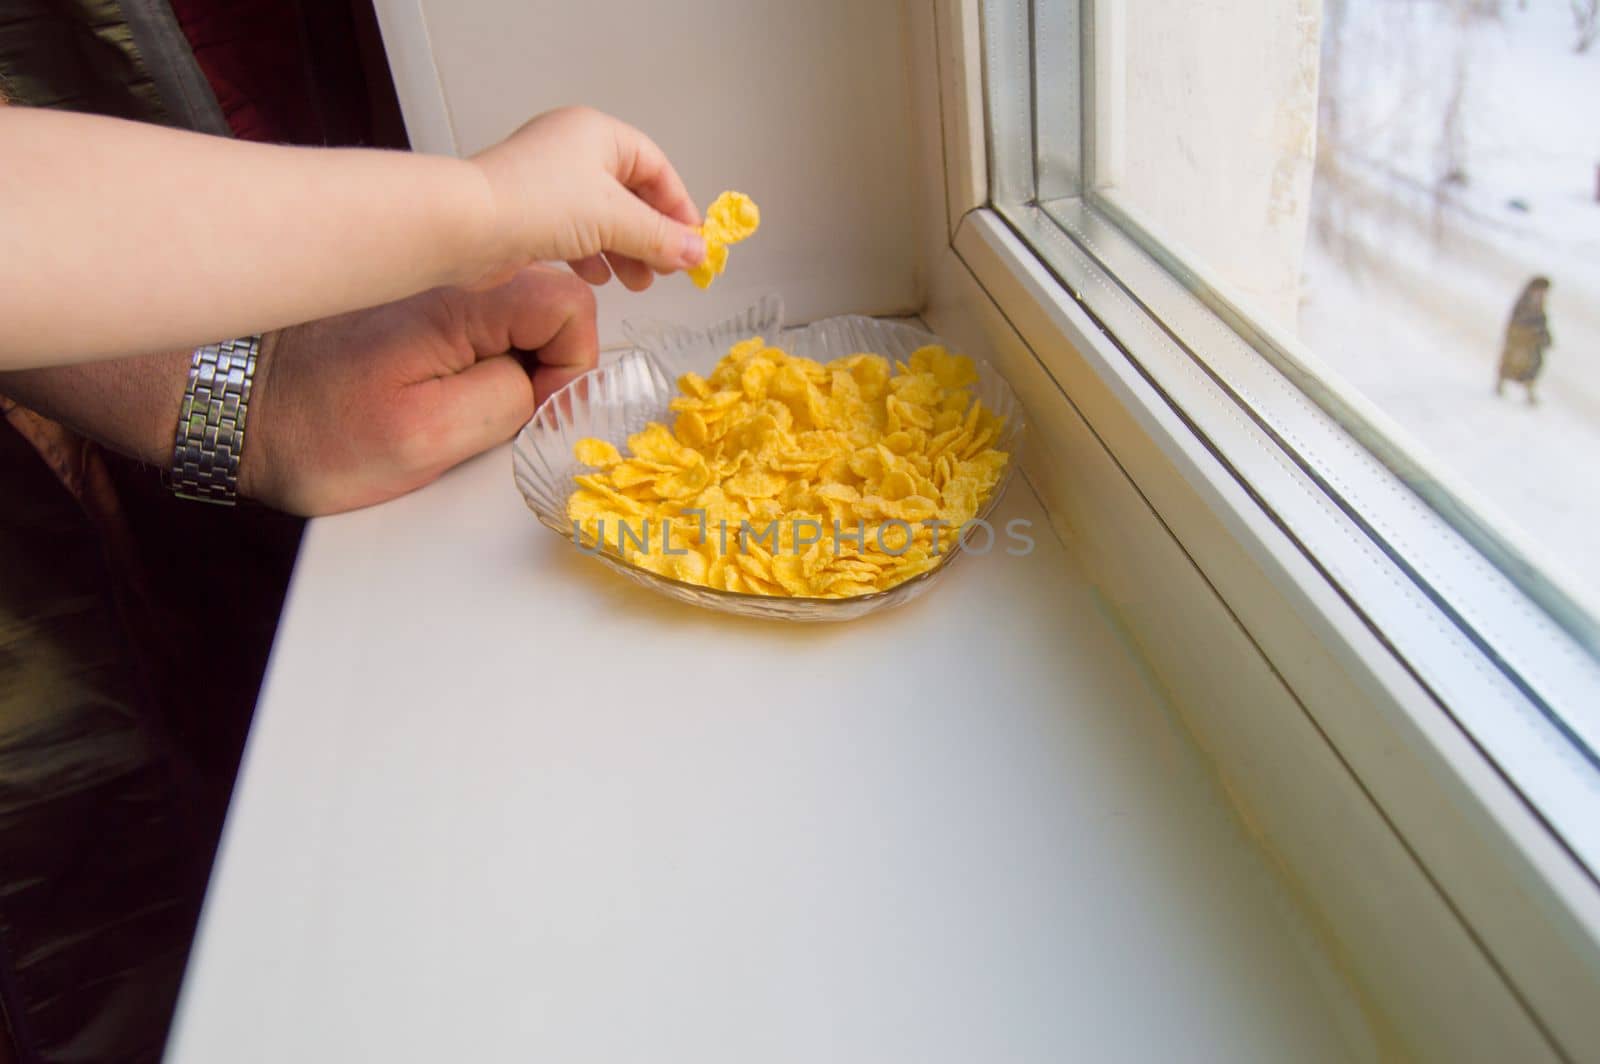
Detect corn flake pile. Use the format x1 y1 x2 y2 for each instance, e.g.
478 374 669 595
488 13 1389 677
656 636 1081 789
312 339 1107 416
687 191 760 289
567 338 1009 598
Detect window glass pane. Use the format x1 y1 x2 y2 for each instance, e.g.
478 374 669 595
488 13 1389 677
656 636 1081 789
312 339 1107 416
1096 0 1600 614
1099 2 1322 331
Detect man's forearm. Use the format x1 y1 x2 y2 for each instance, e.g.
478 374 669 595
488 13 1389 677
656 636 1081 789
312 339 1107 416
0 108 493 369
0 350 189 468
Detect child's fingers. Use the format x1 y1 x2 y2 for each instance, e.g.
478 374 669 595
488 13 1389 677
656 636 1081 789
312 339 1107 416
614 128 701 229
568 254 612 286
602 183 706 273
603 252 654 292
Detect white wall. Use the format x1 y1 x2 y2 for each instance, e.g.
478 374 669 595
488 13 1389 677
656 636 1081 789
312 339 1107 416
375 0 928 344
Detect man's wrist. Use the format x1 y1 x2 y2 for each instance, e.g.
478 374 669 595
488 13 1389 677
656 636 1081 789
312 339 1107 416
1 326 283 511
235 329 284 503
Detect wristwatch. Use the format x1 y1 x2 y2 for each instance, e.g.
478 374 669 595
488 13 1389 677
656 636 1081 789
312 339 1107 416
168 335 260 504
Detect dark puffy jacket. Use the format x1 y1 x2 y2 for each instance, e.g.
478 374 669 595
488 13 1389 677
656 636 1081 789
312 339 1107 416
0 4 390 1060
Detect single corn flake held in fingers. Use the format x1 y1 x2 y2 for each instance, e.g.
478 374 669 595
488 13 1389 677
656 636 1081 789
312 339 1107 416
687 191 760 289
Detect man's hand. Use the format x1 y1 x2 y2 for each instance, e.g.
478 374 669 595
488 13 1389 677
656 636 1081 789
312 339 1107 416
0 266 597 517
242 266 597 514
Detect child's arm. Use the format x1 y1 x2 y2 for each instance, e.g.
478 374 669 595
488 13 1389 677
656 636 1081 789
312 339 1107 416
0 106 704 371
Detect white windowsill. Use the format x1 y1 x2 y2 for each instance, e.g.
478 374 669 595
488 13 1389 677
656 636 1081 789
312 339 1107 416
165 429 1366 1062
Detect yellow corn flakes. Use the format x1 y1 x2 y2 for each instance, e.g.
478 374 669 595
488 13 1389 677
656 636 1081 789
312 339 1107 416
687 191 760 289
567 338 1009 599
573 438 621 468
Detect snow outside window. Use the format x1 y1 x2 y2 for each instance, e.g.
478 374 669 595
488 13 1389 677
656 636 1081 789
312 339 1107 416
1091 0 1599 617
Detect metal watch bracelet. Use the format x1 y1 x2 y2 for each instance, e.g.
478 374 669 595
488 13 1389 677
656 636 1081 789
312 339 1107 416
168 335 260 504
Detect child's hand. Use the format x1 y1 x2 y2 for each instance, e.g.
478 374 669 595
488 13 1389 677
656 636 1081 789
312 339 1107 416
467 107 706 292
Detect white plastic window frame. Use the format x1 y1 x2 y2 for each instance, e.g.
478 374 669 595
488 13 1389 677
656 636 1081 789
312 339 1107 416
952 0 1600 1056
983 0 1600 881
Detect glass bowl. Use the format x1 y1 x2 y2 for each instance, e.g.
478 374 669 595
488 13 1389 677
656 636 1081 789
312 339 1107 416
511 296 1026 621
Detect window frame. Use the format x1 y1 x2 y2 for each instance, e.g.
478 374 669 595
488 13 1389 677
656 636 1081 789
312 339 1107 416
982 0 1600 883
933 0 1600 1056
